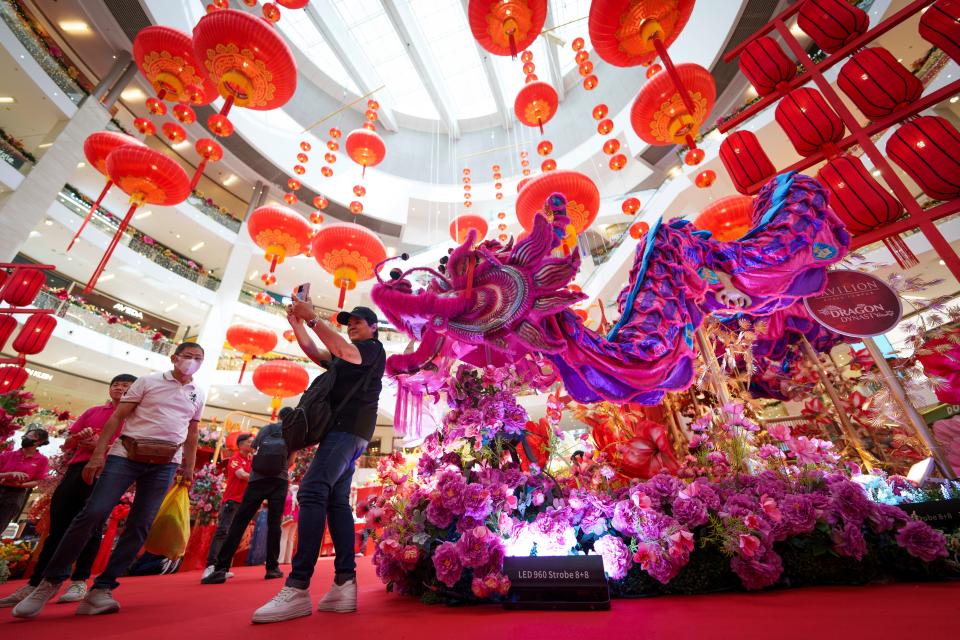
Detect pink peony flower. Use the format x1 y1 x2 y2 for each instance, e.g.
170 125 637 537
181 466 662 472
400 545 420 569
760 494 782 523
767 424 792 441
738 534 761 558
433 541 463 587
594 535 632 580
895 520 948 562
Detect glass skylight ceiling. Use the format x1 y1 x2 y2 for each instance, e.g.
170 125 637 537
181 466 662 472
274 0 594 124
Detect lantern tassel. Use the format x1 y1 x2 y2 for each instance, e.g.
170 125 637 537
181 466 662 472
537 117 544 135
189 160 208 191
68 181 112 252
338 283 347 309
220 94 234 119
84 203 137 294
509 32 517 59
882 234 919 269
269 254 279 274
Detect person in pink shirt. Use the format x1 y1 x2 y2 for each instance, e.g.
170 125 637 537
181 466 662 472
0 427 50 531
0 374 137 608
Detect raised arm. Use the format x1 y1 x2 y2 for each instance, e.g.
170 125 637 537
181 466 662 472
289 296 361 365
287 311 332 367
83 401 137 484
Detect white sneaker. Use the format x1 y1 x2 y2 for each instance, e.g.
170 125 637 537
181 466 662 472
202 565 215 580
252 586 312 624
11 580 61 618
0 584 35 608
75 588 120 615
226 571 235 579
316 579 357 613
57 581 88 603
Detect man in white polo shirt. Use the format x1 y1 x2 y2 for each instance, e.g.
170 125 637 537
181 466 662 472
14 342 206 619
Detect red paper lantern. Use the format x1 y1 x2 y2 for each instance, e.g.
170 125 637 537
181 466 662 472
837 48 923 120
603 139 621 155
630 63 716 146
284 192 298 205
497 212 506 219
0 316 16 351
629 221 649 239
537 140 553 156
85 147 190 293
886 115 960 201
583 75 598 90
310 211 324 224
695 195 754 241
161 122 187 144
468 0 548 57
695 169 716 188
450 215 488 244
775 87 845 157
226 322 278 383
190 139 222 190
350 201 364 215
578 60 594 77
514 81 559 133
254 291 272 305
294 165 306 175
253 360 309 419
797 0 869 54
133 118 156 136
353 184 366 198
297 152 308 164
609 154 627 171
0 366 28 391
2 268 45 306
684 147 705 166
133 26 217 104
283 329 296 343
172 104 197 125
588 0 695 67
314 195 328 209
920 0 960 63
12 313 57 355
247 204 313 277
739 36 796 96
287 179 301 192
597 119 614 135
70 132 146 252
145 97 167 116
312 224 387 308
621 197 641 215
719 130 776 194
277 0 309 8
345 128 386 176
321 166 334 177
515 170 600 233
593 104 608 120
818 155 903 234
300 141 312 152
646 63 662 78
498 233 509 242
541 159 557 171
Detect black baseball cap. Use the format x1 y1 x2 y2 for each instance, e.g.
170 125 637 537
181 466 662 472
336 306 379 326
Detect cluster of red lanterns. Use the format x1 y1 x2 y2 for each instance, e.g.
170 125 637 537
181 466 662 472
462 167 472 210
573 39 627 172
227 0 309 24
0 265 58 391
572 37 599 91
537 139 556 173
493 164 507 242
323 127 341 179
345 100 386 217
514 51 559 134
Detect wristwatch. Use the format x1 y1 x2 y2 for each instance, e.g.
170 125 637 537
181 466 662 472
306 316 319 328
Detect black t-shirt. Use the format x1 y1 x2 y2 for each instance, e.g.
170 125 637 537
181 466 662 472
324 339 385 442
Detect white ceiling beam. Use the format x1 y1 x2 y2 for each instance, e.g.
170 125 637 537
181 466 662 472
542 3 566 102
379 0 461 139
457 0 513 131
304 2 399 133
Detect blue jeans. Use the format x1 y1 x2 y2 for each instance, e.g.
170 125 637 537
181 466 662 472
42 455 177 590
286 431 367 590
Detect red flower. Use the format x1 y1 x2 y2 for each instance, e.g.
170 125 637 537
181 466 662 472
107 315 119 324
152 331 164 342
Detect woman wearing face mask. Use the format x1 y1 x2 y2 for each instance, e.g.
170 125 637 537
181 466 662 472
0 427 50 533
14 343 206 620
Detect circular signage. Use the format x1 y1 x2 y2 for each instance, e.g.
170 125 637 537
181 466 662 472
804 270 902 338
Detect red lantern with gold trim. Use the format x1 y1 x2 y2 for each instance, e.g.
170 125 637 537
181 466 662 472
345 128 386 177
797 0 869 54
694 195 754 241
588 0 695 67
514 81 558 134
630 63 716 147
920 0 960 62
886 116 960 201
247 204 313 281
312 224 387 308
253 360 309 419
818 155 903 234
739 36 795 96
515 170 600 233
450 215 488 244
226 322 278 383
837 48 923 120
775 87 845 158
468 0 547 58
133 25 217 104
719 130 776 194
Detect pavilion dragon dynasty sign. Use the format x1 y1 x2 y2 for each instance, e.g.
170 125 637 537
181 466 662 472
804 270 902 338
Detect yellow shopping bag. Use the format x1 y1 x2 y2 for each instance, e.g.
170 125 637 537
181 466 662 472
143 481 191 559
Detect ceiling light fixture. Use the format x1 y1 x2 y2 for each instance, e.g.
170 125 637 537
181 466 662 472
135 209 152 220
59 20 90 34
44 219 53 226
951 96 959 104
165 303 179 312
28 231 41 238
99 274 114 282
37 142 52 148
76 162 86 168
249 270 259 280
223 174 237 186
386 247 397 258
120 87 145 101
191 241 205 251
54 356 78 366
0 97 16 104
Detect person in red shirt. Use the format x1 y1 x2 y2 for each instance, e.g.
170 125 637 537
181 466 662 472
0 427 50 533
203 433 253 578
0 374 136 609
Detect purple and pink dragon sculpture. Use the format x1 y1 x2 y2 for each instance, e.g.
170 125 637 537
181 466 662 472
372 172 850 415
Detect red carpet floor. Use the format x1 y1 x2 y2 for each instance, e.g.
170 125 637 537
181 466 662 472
2 557 958 640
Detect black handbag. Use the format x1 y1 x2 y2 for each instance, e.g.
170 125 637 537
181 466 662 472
281 352 383 452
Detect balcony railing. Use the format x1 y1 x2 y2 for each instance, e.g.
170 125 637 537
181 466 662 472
0 134 32 175
57 187 222 291
217 352 316 372
34 289 175 355
0 0 86 105
186 193 242 233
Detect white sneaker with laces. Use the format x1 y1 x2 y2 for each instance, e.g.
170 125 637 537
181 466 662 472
57 581 88 603
0 584 35 608
75 587 120 615
11 580 61 618
252 586 312 624
316 579 357 613
202 565 215 580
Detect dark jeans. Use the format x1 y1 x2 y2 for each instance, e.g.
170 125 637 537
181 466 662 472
205 499 240 566
29 463 106 586
286 431 367 590
0 486 29 533
42 455 177 590
213 478 287 572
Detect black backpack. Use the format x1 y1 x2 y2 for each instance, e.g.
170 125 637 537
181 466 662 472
281 351 383 452
251 425 288 476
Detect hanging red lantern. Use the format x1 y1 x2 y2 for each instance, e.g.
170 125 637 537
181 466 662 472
629 221 649 239
516 170 600 233
262 3 281 22
775 87 845 158
578 60 594 77
324 152 337 164
837 47 923 120
329 127 342 139
192 9 297 138
646 63 662 78
161 122 187 144
284 192 298 205
283 329 296 343
537 140 553 156
277 0 309 8
190 137 223 190
588 0 695 67
575 50 590 64
226 322 278 383
514 81 559 133
684 147 705 166
592 104 608 120
350 201 364 215
695 169 716 189
312 224 386 308
572 37 585 51
353 185 367 198
133 118 156 136
630 63 716 146
603 139 620 155
293 165 306 175
297 152 309 164
85 147 190 293
597 118 614 135
583 75 598 90
172 103 197 125
468 0 548 58
300 141 312 152
695 195 754 241
818 155 903 234
327 141 340 152
797 0 869 54
609 154 627 171
621 197 641 215
450 214 488 244
312 195 327 210
0 316 16 351
541 159 557 171
133 26 217 104
498 233 509 242
2 268 45 306
920 0 960 63
69 132 146 252
309 211 324 224
345 128 386 176
146 97 167 116
254 291 272 305
719 130 776 194
498 223 508 232
253 360 309 419
288 178 301 191
886 115 960 201
497 212 506 220
0 366 28 392
739 36 796 96
247 204 312 280
321 166 333 177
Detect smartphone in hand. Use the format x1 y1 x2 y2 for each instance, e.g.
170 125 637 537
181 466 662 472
294 283 311 302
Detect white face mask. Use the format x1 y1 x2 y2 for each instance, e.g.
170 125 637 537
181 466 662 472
174 358 202 376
